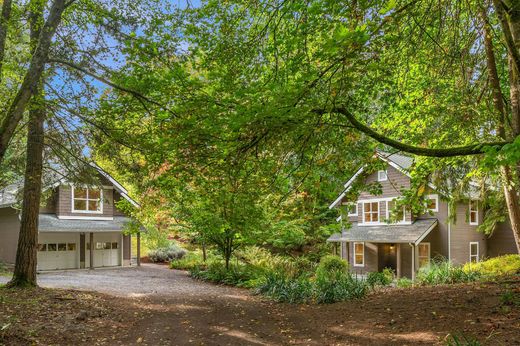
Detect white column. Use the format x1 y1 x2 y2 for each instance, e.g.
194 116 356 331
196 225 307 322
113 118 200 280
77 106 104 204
411 244 415 281
396 244 401 278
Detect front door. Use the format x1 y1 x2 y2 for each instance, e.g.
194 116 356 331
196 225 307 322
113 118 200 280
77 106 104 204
377 243 397 272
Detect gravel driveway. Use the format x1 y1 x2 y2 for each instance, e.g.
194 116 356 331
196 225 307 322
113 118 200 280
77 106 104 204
2 263 243 298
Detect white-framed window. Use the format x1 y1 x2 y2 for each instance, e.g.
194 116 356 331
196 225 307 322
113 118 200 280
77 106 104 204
469 242 479 263
386 199 406 223
362 201 379 223
426 194 439 213
348 203 358 216
418 243 430 268
377 170 388 182
353 242 364 267
72 187 103 213
469 200 479 225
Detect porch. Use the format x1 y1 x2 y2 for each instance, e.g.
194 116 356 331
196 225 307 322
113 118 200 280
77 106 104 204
327 219 438 279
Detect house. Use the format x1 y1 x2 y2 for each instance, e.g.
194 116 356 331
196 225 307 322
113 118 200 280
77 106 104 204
327 151 518 279
0 165 142 271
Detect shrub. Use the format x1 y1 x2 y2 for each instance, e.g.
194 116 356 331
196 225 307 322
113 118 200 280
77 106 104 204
189 261 262 288
315 272 369 303
463 255 520 278
255 271 314 304
170 250 215 270
396 277 413 288
416 260 480 285
316 255 348 276
147 243 187 263
366 268 394 288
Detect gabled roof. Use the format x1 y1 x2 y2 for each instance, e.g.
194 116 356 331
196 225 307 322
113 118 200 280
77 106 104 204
0 164 139 209
329 151 415 209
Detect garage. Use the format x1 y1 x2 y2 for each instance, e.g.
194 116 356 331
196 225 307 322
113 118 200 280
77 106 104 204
37 233 80 270
85 232 122 268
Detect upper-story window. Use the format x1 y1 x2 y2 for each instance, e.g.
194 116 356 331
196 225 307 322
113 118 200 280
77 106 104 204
377 170 388 182
72 187 103 213
386 200 406 223
469 200 478 225
347 203 358 216
363 201 379 223
426 194 439 213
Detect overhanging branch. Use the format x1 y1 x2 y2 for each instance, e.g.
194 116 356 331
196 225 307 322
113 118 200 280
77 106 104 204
49 58 178 118
319 107 512 157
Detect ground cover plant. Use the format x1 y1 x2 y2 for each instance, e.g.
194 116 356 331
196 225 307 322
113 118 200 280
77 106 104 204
147 243 187 263
463 255 520 278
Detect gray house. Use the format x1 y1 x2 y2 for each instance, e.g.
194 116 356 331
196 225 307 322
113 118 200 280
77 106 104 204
327 151 517 279
0 166 142 271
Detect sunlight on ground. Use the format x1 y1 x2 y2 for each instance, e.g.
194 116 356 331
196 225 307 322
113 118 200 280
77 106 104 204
211 325 268 345
329 325 438 344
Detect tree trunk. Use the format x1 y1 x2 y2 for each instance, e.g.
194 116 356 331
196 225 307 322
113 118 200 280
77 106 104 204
0 0 67 164
202 242 207 262
0 0 12 81
6 0 46 288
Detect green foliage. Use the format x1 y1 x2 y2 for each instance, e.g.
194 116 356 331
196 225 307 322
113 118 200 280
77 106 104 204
147 243 187 263
366 268 394 288
445 333 481 346
499 289 520 307
396 277 413 288
170 250 214 271
463 255 520 278
190 262 263 288
416 261 480 286
255 271 315 304
314 271 369 304
316 255 348 275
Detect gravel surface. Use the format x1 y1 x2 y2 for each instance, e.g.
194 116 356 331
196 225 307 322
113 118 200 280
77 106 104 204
1 263 244 298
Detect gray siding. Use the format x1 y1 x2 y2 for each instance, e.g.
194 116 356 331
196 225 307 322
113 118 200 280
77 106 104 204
0 207 21 264
487 220 518 257
450 201 487 265
348 241 378 275
57 185 115 218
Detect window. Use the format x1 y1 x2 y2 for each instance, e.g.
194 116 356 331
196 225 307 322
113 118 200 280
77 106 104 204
38 244 47 252
48 243 57 251
353 242 364 266
470 242 479 263
72 187 102 213
377 170 388 182
58 243 67 251
104 242 111 250
426 194 439 213
111 242 118 249
363 202 379 223
418 243 430 268
347 203 358 216
386 200 406 223
96 242 103 250
67 243 76 251
469 200 479 225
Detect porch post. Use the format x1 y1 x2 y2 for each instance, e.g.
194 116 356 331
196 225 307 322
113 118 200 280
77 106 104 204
137 232 141 266
396 244 401 278
411 244 415 281
89 232 94 269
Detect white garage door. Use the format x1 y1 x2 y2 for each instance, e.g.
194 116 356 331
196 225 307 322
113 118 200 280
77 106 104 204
86 233 121 268
37 233 79 270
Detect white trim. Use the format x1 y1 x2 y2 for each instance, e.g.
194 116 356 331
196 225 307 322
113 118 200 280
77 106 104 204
361 201 380 224
357 197 396 204
57 215 114 221
344 167 365 188
358 221 413 227
353 242 364 267
469 242 479 263
426 194 439 213
417 242 430 268
329 191 347 209
385 199 407 224
447 216 451 262
469 200 479 225
71 186 104 214
377 169 388 182
347 203 358 216
336 215 342 222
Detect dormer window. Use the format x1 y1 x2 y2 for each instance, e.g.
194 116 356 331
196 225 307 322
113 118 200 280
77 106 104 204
377 170 388 182
72 187 103 213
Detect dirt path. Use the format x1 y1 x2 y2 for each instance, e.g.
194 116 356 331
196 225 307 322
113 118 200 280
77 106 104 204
2 265 519 345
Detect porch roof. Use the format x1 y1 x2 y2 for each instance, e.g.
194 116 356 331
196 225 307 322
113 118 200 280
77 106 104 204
327 218 438 245
38 214 134 233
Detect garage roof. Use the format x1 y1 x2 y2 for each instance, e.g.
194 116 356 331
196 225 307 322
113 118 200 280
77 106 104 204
39 214 135 233
326 218 438 245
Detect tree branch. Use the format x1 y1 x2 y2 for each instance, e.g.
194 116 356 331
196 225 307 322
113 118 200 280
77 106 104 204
319 107 512 157
49 58 179 118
